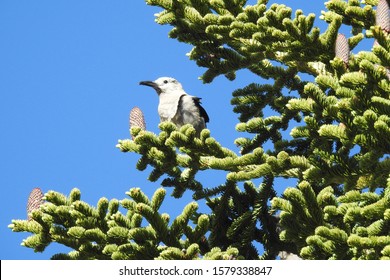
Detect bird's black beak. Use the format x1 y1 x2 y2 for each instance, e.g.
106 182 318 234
139 81 156 87
139 81 161 94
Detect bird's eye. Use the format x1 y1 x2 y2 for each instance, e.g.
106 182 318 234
164 80 168 84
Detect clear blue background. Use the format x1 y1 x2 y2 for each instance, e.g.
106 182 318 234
0 1 361 259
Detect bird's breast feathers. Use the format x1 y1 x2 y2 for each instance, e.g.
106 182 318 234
157 91 183 121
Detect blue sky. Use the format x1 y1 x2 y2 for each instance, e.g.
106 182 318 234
0 1 355 259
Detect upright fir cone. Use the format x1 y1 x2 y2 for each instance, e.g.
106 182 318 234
335 33 349 66
27 188 44 221
374 0 390 79
374 0 390 47
129 106 146 139
377 0 390 33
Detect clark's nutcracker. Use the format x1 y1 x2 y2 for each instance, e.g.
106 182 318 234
139 77 209 136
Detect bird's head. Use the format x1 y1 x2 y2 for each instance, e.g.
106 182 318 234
139 77 183 94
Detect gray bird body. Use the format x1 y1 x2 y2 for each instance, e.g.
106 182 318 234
140 77 209 135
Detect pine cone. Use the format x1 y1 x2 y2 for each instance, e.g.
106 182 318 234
27 188 44 221
335 33 349 66
129 107 146 139
377 0 390 33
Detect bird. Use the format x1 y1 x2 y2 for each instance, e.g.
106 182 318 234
139 77 209 136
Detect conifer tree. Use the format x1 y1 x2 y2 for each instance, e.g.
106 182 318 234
10 0 390 260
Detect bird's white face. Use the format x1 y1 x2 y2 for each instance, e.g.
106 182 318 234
153 77 183 93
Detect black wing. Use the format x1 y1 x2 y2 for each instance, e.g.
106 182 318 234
192 97 210 123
